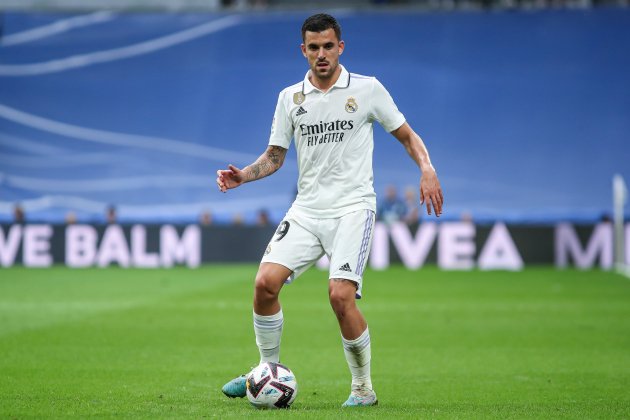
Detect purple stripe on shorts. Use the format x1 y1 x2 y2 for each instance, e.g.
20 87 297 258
355 210 370 274
359 212 374 276
355 210 374 276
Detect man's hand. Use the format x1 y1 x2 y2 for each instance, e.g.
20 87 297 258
216 164 245 193
216 146 287 193
420 169 443 217
390 123 444 217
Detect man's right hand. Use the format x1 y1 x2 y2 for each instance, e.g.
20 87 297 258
216 164 245 193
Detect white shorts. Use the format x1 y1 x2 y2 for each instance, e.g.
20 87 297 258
261 209 376 298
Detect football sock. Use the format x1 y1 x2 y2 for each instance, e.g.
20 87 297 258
342 327 373 391
253 309 283 363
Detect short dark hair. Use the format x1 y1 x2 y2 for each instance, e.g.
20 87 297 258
301 13 341 42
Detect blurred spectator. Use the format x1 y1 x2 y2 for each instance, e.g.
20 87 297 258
251 0 269 8
402 186 421 225
378 185 407 224
460 211 474 223
65 211 77 225
257 209 270 227
222 0 266 9
13 203 25 224
106 205 117 224
232 213 244 226
200 211 213 226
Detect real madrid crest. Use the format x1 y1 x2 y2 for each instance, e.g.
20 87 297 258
345 97 358 113
293 92 305 105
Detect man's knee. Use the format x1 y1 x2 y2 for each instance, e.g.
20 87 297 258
328 279 358 317
254 263 290 303
255 274 279 302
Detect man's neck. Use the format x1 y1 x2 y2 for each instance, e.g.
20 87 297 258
309 66 342 93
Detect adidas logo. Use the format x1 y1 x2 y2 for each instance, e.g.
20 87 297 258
295 106 307 116
339 263 351 272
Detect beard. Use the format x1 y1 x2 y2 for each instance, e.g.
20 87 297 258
312 60 337 79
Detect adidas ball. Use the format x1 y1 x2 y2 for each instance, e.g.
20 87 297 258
246 362 298 409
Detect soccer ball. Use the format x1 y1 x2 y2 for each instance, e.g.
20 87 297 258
245 362 298 409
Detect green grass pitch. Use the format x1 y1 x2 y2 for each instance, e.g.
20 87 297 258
1 265 629 418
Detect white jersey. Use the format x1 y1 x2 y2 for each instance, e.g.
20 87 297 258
269 65 406 218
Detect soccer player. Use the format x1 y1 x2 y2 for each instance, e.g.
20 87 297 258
216 13 443 407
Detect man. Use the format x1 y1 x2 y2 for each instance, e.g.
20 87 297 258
216 13 443 407
378 185 408 224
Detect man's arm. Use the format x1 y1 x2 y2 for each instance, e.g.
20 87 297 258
391 122 444 217
216 145 288 193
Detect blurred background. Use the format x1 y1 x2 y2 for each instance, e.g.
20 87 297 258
0 0 628 227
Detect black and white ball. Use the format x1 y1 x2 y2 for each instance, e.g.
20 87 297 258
246 362 298 409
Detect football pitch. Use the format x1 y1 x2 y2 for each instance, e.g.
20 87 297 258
1 266 629 419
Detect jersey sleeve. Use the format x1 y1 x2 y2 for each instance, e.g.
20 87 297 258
268 90 293 148
370 78 406 133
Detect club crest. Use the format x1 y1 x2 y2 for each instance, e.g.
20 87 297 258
345 97 358 113
293 92 305 105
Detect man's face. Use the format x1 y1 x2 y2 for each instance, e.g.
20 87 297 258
301 28 344 81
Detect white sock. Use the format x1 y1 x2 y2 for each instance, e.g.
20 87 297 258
342 327 372 391
253 309 283 363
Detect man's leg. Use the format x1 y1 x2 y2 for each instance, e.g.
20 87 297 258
222 262 292 398
253 262 292 362
329 279 376 407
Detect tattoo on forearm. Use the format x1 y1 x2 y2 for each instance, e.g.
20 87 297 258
267 147 282 166
246 146 286 182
